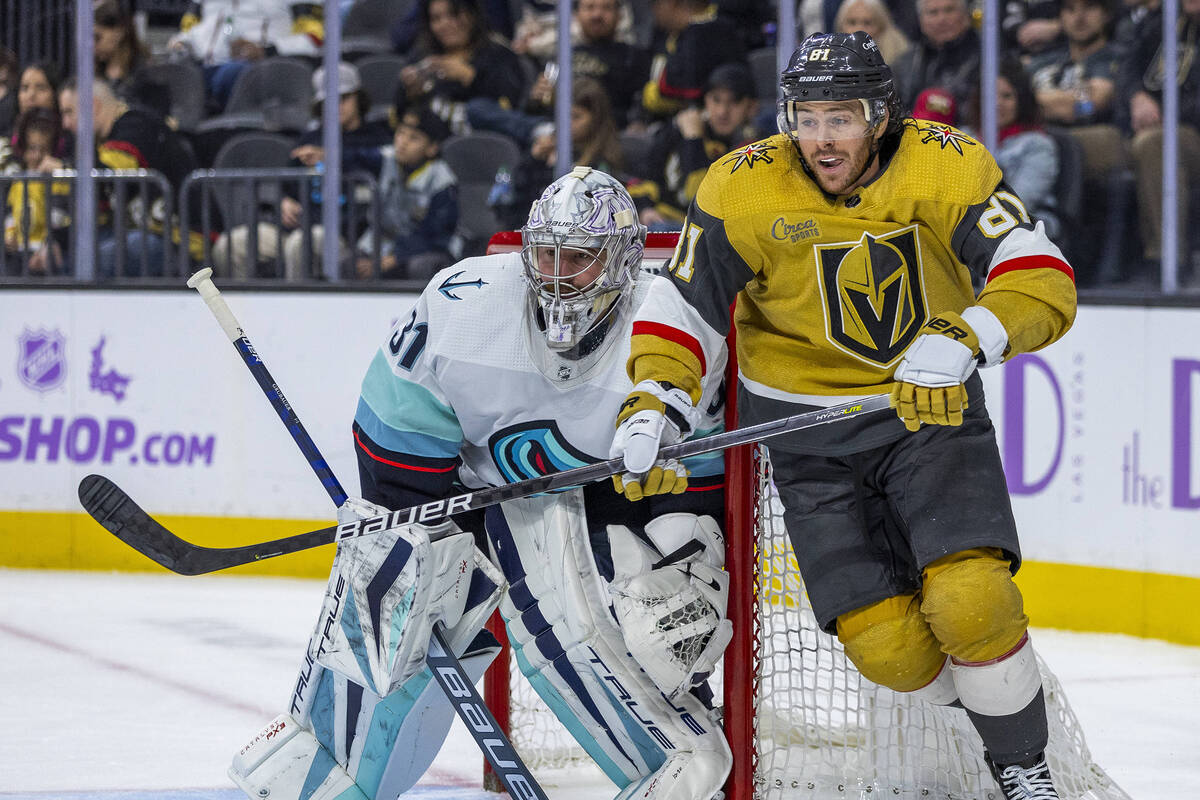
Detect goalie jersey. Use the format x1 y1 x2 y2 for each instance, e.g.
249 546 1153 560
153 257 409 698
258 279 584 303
628 120 1077 454
353 251 727 525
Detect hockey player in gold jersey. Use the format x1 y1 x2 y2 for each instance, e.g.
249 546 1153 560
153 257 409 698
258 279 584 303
608 31 1075 800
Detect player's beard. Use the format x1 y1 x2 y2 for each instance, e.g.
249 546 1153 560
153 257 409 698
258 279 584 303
801 139 876 196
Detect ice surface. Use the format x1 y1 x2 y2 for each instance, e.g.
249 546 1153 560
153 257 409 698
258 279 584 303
1 569 1195 799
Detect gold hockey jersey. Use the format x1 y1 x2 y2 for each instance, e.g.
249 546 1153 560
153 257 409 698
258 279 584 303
628 120 1077 404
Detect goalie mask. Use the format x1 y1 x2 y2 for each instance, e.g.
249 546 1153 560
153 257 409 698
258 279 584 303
521 166 646 381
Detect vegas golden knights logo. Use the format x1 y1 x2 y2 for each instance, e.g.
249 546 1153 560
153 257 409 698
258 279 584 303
816 226 925 364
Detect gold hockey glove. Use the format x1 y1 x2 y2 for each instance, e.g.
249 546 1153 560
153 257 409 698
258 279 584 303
890 311 980 432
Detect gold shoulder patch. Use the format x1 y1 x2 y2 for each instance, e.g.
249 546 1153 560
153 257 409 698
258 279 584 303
911 120 979 156
697 134 808 219
720 140 781 174
880 121 1001 207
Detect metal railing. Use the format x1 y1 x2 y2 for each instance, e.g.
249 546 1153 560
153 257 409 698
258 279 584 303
0 169 175 280
178 167 383 281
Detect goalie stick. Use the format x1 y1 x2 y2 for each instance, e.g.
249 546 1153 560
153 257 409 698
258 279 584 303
77 392 891 575
83 268 550 800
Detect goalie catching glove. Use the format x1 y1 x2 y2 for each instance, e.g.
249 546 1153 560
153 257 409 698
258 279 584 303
610 380 702 500
608 513 732 698
890 307 1008 432
313 497 505 695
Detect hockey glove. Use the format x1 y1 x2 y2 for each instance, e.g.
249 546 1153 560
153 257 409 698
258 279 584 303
610 380 701 501
890 308 1008 432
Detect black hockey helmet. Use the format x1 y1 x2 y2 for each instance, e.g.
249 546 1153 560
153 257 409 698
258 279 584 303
777 31 903 141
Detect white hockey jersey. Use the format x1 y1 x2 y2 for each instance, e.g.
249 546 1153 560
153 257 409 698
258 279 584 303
353 252 726 500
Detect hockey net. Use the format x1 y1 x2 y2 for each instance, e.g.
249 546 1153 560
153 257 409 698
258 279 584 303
480 232 1131 800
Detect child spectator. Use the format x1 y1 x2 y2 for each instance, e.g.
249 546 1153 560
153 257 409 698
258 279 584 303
356 106 459 280
5 108 70 274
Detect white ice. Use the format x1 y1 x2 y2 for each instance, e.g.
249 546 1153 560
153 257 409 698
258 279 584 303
1 569 1196 799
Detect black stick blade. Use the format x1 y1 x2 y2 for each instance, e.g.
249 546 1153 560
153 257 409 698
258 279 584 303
77 475 338 575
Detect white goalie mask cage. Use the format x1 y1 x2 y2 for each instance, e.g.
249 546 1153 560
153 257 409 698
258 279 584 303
520 167 646 367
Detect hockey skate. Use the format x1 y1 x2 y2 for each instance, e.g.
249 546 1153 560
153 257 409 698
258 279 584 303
985 752 1060 799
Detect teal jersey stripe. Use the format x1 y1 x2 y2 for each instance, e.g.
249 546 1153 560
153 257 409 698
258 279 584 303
681 425 726 477
357 350 463 458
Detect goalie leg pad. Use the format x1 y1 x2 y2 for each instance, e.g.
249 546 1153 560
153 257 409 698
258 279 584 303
258 629 500 800
488 493 731 796
609 515 732 698
613 746 732 800
920 548 1028 663
836 593 947 694
314 508 504 696
229 713 369 800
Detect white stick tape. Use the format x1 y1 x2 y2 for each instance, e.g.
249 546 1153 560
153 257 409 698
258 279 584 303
186 267 243 342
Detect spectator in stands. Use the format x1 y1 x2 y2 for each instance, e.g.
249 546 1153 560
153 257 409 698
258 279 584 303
891 0 981 112
972 59 1063 241
469 0 651 139
628 63 759 229
498 77 625 229
213 62 392 279
515 0 649 128
801 0 920 46
911 86 959 124
396 0 526 135
1002 0 1064 57
168 0 324 113
57 78 200 277
835 0 912 64
93 1 150 95
1119 0 1200 274
640 0 747 122
1 63 66 173
1028 0 1126 188
715 0 776 50
1113 0 1157 52
4 108 70 274
0 48 19 138
355 105 459 280
390 0 516 54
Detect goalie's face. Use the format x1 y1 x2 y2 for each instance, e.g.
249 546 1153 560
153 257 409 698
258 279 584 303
532 245 608 294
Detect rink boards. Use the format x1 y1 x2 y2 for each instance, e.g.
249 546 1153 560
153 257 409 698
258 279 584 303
0 289 1198 645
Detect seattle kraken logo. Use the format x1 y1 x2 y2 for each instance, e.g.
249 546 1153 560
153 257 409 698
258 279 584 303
816 225 925 365
489 420 596 483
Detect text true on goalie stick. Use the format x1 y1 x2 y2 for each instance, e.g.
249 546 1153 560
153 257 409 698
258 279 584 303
79 267 550 800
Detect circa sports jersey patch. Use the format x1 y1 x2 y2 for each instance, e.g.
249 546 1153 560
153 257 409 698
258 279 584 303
771 216 821 244
721 142 778 173
489 420 596 484
815 225 926 365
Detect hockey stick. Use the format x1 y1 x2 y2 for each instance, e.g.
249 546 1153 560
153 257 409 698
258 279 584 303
87 268 548 800
77 392 892 575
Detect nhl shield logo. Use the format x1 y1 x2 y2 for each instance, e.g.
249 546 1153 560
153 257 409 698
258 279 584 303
18 328 67 392
816 226 925 365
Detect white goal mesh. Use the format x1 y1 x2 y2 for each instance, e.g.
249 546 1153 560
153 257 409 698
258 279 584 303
488 444 1131 800
747 446 1131 800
